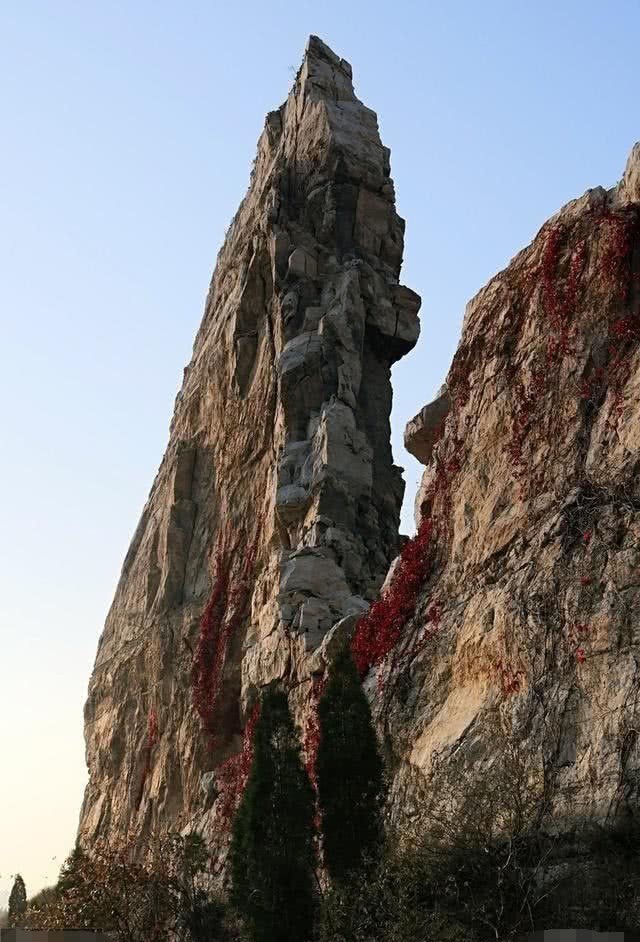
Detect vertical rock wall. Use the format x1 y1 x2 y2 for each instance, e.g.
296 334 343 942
79 36 420 851
384 146 640 832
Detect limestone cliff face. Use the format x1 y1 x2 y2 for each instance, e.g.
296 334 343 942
389 145 640 829
79 37 420 850
82 33 640 863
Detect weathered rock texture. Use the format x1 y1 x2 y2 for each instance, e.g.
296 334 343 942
79 37 419 852
383 144 640 832
82 32 640 868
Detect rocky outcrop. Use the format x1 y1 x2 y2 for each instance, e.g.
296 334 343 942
81 32 640 871
404 384 452 466
79 36 419 852
379 145 640 833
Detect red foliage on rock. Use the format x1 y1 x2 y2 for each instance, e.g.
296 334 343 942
135 706 160 810
215 702 260 830
350 517 435 678
303 675 326 792
191 530 257 744
494 659 525 697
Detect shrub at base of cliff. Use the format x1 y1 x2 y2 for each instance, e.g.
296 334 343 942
317 644 387 883
24 833 232 942
317 719 640 941
230 684 316 942
319 728 552 942
317 853 475 942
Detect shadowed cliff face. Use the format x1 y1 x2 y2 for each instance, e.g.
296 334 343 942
388 145 640 830
79 36 420 853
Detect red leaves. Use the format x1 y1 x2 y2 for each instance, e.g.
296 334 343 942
303 676 326 792
580 367 605 402
135 707 160 810
567 623 591 665
350 518 435 679
191 530 257 744
598 211 637 301
494 659 525 697
426 601 442 627
539 225 587 365
192 553 231 737
302 676 326 837
505 208 640 483
215 702 260 830
541 226 585 363
507 367 546 477
595 210 640 428
610 316 638 341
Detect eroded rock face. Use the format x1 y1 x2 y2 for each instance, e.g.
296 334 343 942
382 147 640 833
79 36 419 852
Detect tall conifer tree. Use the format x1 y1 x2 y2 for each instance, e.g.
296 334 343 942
317 643 386 882
230 684 316 942
8 874 27 927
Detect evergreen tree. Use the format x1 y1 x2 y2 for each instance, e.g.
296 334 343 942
8 874 27 927
230 684 316 942
317 643 386 882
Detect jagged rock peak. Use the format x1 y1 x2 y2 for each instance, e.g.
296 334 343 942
79 36 420 859
299 35 355 97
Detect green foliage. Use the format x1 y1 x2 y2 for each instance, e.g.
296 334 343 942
8 874 27 927
318 726 553 942
318 848 476 942
230 684 316 942
316 644 386 882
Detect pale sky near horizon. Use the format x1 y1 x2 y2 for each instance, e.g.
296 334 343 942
2 0 640 907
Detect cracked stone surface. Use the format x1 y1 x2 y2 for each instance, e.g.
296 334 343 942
78 36 419 853
79 34 640 866
383 144 640 833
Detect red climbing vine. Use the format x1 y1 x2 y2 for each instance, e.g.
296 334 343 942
493 659 525 697
302 675 326 841
347 201 638 705
350 517 436 679
191 528 258 746
215 702 260 830
303 675 326 791
566 622 591 664
135 706 160 809
503 205 640 481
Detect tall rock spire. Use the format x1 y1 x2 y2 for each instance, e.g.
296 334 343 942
79 36 420 851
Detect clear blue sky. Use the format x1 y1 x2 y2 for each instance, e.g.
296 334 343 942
1 0 639 905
